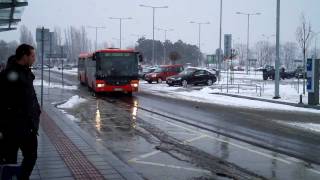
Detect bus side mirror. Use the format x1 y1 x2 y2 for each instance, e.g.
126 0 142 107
138 54 143 63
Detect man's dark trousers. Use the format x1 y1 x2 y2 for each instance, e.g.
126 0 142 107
4 131 38 180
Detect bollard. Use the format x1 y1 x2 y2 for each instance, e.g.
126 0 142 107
259 86 262 97
299 94 303 104
238 84 240 93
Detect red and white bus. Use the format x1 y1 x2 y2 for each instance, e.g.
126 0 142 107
78 49 142 95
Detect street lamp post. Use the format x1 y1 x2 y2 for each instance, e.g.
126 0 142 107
236 11 261 74
87 26 106 51
218 0 223 76
140 4 168 65
190 21 210 66
156 27 173 64
274 0 281 99
109 17 132 49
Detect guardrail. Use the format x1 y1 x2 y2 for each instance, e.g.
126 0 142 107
213 83 263 97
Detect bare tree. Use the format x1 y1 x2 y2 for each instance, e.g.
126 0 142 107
19 25 34 46
296 13 313 94
234 43 246 66
282 42 298 70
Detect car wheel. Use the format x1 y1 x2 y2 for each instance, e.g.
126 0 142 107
182 80 188 87
148 81 152 84
207 79 213 86
157 78 163 84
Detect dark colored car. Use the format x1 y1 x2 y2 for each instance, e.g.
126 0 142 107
166 67 217 87
145 64 184 83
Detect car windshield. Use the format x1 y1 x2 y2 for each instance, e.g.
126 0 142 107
179 68 196 75
154 67 166 73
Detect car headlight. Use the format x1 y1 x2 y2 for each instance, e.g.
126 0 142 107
152 74 157 78
97 83 105 88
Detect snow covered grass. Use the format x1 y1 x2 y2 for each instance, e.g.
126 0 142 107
33 79 78 90
139 81 320 114
57 95 86 109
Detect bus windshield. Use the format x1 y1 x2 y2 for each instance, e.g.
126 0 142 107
97 52 138 77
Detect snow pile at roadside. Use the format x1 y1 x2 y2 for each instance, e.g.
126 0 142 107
57 95 86 109
140 83 320 114
33 80 78 90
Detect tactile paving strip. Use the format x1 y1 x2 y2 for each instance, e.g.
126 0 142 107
41 111 105 180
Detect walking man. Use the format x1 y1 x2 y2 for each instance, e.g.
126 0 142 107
0 44 41 180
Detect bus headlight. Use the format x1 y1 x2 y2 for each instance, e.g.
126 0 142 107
97 83 105 88
131 83 138 88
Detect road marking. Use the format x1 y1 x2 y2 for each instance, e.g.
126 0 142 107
130 160 211 174
183 134 208 144
129 135 207 162
142 113 292 165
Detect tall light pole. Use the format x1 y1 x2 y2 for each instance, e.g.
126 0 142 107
190 21 210 66
156 27 173 64
140 4 168 65
109 17 132 49
87 26 106 51
274 0 281 99
236 11 261 74
218 0 223 75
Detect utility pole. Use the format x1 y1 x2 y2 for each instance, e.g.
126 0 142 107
41 27 44 107
140 4 168 65
236 11 261 74
156 27 173 64
218 0 223 74
190 21 210 66
274 0 281 99
109 17 132 49
87 26 106 50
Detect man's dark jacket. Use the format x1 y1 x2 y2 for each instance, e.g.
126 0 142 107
0 62 41 136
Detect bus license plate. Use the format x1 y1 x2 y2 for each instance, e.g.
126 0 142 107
114 88 123 91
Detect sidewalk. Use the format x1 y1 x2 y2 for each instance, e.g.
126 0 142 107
23 102 144 180
212 92 320 110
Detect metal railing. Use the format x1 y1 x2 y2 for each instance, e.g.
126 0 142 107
213 83 263 97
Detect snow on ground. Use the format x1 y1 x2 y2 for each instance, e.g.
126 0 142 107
140 81 320 114
276 121 320 134
60 110 80 122
48 67 78 76
33 79 78 90
57 95 86 109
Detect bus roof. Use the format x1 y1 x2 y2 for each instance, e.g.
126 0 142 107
95 48 136 53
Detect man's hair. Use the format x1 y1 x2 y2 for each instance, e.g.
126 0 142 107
15 44 34 60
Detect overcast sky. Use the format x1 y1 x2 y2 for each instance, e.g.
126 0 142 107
1 0 320 53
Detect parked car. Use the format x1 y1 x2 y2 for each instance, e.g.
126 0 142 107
166 67 217 87
145 64 184 83
139 67 156 80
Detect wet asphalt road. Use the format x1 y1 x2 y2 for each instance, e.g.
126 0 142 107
35 70 320 180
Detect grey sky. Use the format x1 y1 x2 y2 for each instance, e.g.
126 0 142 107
1 0 320 54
